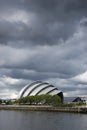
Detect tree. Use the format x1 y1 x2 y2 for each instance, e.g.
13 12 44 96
51 95 61 106
16 94 61 106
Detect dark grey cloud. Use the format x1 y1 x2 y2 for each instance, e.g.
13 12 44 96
0 0 87 46
0 21 32 43
65 0 87 13
0 42 86 78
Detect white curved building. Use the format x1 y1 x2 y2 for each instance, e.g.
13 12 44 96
19 81 63 101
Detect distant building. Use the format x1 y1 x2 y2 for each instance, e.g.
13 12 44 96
64 97 87 104
73 97 87 104
81 97 87 104
72 97 83 103
18 81 63 102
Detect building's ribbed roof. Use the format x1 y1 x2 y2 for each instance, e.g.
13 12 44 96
18 81 63 99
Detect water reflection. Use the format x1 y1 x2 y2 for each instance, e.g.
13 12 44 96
0 110 87 130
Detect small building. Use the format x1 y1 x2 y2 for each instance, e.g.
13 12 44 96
72 97 83 103
64 97 87 104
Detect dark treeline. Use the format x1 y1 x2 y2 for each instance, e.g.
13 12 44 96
16 94 61 106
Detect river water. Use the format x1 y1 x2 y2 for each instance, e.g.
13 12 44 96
0 110 87 130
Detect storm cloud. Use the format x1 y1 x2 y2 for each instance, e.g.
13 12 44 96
0 0 87 98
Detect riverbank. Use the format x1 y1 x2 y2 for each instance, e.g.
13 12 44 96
0 105 87 113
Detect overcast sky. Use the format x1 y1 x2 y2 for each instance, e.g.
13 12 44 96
0 0 87 99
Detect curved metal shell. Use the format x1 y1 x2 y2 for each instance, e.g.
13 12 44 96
18 81 63 101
